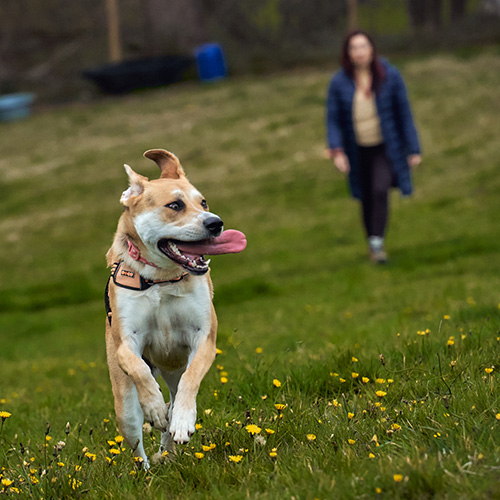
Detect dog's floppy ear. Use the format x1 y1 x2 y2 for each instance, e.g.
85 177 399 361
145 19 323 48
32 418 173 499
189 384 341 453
144 149 185 179
120 164 148 206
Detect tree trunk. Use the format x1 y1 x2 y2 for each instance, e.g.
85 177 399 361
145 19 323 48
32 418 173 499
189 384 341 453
450 0 468 20
106 0 122 62
407 0 426 28
141 0 207 55
407 0 442 31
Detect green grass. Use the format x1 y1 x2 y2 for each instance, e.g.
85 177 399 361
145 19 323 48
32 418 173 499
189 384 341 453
1 47 500 499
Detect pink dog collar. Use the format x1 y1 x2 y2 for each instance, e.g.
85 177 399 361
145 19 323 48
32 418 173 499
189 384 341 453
127 239 158 268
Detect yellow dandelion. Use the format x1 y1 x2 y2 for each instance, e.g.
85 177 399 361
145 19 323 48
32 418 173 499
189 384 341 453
194 452 204 459
485 367 494 374
274 403 286 411
375 378 386 384
368 453 375 459
273 379 282 388
393 474 404 482
376 391 387 398
255 347 263 354
229 455 243 463
133 456 144 463
216 348 223 355
245 424 262 435
114 435 124 444
348 439 356 445
0 411 12 420
265 428 275 435
352 356 358 362
376 487 382 494
339 378 346 383
45 435 52 442
391 423 401 431
109 448 121 455
57 462 64 467
352 372 359 379
443 315 450 320
387 379 394 384
332 399 341 407
103 418 110 423
447 339 455 346
162 451 169 458
2 479 14 487
496 414 500 421
107 440 116 447
129 470 136 476
362 377 370 384
306 434 316 441
85 452 97 462
348 412 354 420
220 377 228 384
195 423 203 430
269 450 278 458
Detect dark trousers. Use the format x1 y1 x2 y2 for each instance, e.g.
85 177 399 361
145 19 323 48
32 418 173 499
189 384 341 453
357 143 396 238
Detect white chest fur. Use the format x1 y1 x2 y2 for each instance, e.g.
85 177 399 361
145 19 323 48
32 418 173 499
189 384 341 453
115 278 212 371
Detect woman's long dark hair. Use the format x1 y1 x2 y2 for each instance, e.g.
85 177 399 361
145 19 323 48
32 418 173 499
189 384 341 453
340 29 385 93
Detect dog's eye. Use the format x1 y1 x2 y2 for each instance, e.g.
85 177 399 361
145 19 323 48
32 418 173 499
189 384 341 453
201 200 208 210
165 200 185 211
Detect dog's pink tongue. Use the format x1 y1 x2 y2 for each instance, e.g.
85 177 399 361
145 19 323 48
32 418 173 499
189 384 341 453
176 230 247 256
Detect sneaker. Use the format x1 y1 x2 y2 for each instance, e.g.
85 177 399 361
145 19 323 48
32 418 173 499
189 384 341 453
368 236 387 264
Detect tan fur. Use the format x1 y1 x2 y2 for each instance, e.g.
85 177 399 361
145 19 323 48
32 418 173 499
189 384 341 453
105 149 219 467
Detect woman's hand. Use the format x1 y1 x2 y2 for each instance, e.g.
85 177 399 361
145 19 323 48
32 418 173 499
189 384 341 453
407 154 422 168
327 149 350 174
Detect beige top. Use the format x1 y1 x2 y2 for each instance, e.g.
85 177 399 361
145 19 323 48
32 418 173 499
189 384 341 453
353 88 383 147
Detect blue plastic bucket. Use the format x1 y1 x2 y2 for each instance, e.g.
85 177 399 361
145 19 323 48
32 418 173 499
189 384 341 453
194 43 227 82
0 93 35 122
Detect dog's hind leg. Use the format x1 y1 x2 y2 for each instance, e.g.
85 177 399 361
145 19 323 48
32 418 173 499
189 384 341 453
152 402 175 464
159 369 185 444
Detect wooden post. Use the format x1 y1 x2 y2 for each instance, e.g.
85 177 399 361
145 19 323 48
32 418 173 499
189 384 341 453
347 0 359 31
106 0 122 62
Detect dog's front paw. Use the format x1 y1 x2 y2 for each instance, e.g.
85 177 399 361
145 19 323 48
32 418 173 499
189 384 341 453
141 394 168 432
169 405 196 444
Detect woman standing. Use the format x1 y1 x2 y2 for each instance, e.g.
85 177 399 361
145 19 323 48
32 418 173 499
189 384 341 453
326 30 421 263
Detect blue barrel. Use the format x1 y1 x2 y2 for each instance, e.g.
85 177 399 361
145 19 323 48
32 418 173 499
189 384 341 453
0 93 35 122
194 43 227 82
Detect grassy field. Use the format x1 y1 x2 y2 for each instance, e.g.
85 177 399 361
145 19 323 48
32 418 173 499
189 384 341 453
1 46 500 499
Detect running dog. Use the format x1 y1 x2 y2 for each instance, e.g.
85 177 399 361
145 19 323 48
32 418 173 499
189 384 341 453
105 149 246 467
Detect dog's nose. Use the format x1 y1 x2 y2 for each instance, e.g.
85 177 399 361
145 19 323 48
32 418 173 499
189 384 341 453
204 216 223 236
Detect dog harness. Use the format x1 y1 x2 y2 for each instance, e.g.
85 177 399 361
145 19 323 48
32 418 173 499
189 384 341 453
105 261 189 326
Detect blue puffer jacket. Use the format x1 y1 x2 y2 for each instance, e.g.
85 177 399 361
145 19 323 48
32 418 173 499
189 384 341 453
326 59 421 199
